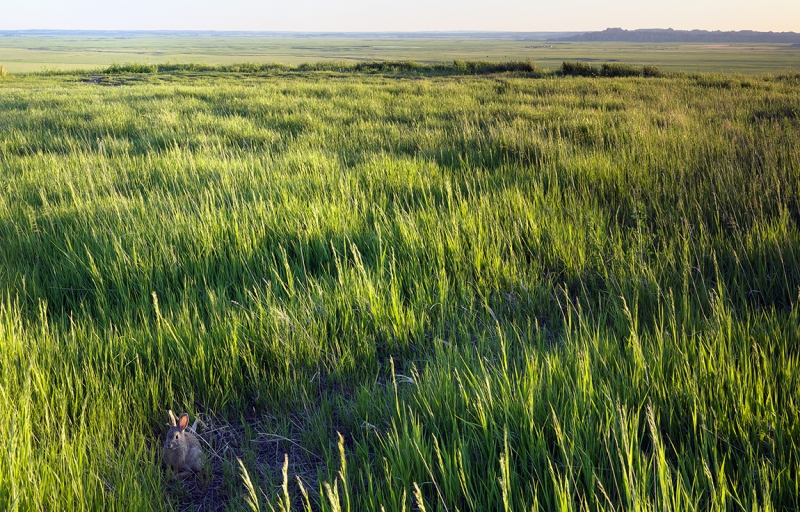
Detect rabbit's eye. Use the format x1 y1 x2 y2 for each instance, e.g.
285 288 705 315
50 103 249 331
175 433 179 439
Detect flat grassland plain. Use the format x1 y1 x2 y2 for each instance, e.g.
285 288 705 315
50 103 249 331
1 62 799 511
3 32 800 73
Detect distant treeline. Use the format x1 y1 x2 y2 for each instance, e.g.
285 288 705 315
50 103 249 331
102 60 539 75
34 60 800 80
99 60 679 79
560 61 665 78
565 27 800 43
101 60 673 78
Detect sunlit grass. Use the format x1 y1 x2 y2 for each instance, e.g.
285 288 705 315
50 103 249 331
0 67 798 510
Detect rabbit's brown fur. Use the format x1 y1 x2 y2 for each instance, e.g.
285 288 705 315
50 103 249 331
163 410 203 475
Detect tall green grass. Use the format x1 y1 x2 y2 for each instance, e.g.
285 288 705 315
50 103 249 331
0 68 798 510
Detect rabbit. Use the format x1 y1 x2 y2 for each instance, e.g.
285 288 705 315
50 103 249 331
163 410 204 476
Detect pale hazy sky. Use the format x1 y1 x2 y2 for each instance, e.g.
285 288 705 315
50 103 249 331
3 0 799 32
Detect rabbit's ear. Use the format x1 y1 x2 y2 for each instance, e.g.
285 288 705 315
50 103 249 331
168 410 177 427
179 413 189 431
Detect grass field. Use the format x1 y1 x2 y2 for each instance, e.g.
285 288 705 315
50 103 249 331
1 65 799 510
2 33 800 74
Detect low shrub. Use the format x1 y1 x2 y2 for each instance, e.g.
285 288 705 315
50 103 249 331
562 61 665 78
600 62 641 77
296 61 354 72
103 62 290 74
451 60 536 74
561 61 599 77
106 62 159 74
353 61 426 73
642 65 665 78
158 62 216 72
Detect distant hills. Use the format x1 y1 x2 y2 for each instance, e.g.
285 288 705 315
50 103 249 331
564 28 800 43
